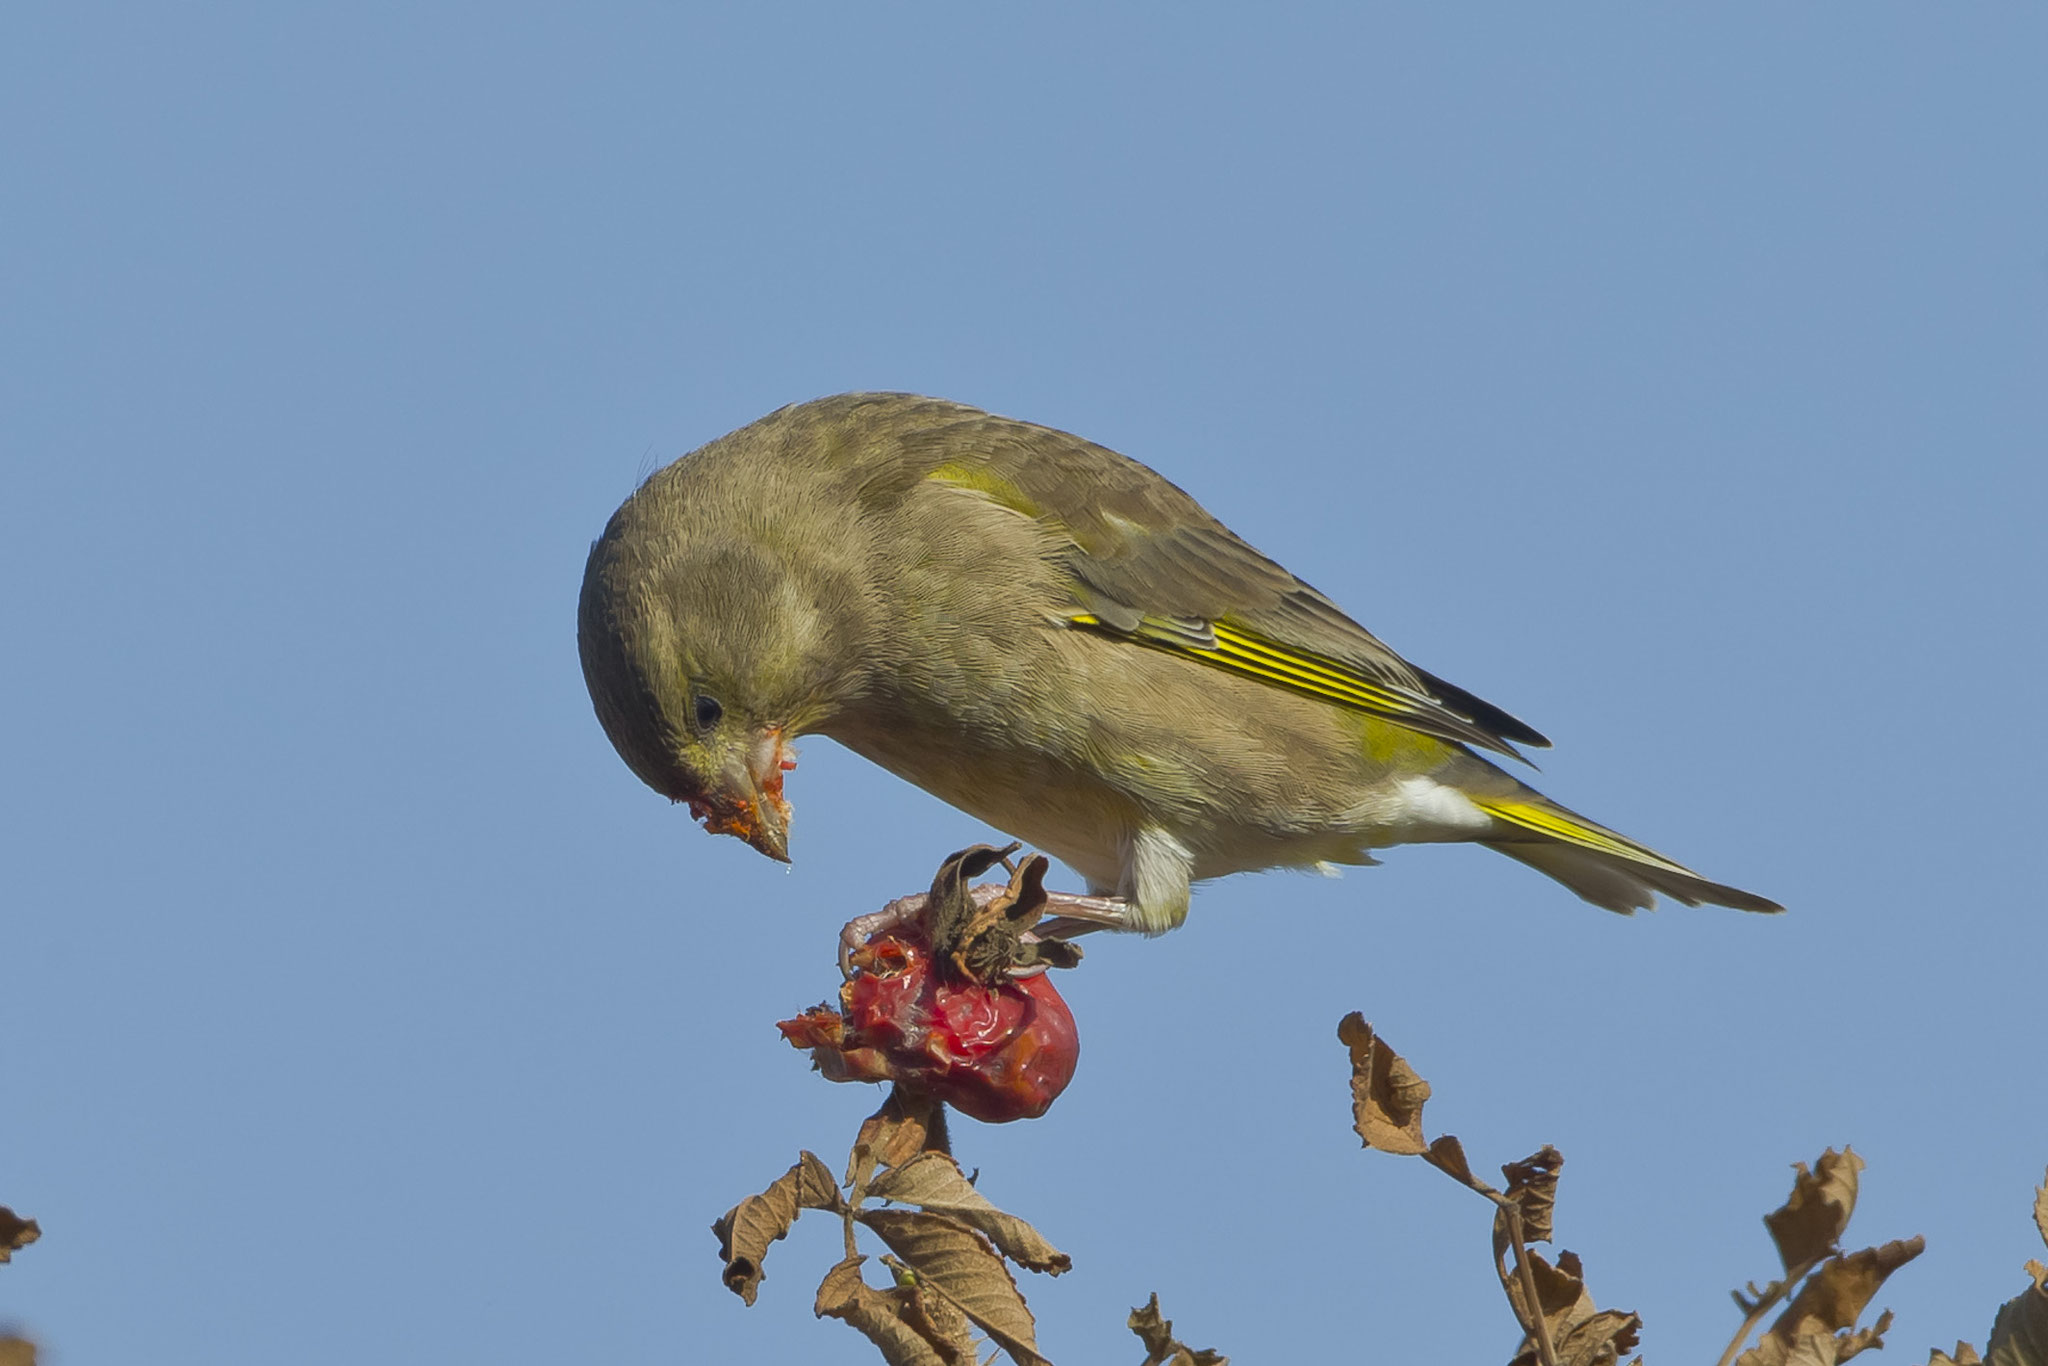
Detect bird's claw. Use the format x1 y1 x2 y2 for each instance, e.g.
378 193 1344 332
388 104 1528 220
839 893 932 979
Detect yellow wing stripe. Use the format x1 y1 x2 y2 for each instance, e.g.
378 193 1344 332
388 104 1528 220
1210 624 1428 718
1068 612 1443 724
1473 798 1696 876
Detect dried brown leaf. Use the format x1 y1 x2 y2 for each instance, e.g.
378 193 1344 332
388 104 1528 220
1528 1248 1590 1321
1985 1273 2048 1366
1766 1150 1865 1274
712 1151 843 1305
1835 1308 1894 1362
1338 1012 1430 1157
0 1337 33 1366
815 1256 972 1366
850 1087 950 1198
859 1208 1048 1366
1499 1242 1641 1366
1769 1238 1924 1347
795 1151 846 1209
1927 1343 1984 1366
1552 1308 1645 1366
0 1209 39 1264
1502 1247 1594 1365
1504 1147 1565 1245
925 843 1016 959
1129 1292 1228 1366
868 1151 1071 1274
1424 1134 1488 1192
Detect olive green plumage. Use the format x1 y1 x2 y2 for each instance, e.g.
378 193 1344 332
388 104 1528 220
578 392 1779 932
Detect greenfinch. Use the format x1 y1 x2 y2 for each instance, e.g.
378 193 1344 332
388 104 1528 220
578 393 1778 933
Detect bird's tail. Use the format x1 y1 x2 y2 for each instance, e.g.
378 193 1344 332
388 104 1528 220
1472 792 1781 915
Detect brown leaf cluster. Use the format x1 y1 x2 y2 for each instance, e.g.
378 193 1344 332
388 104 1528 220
0 1337 33 1366
1338 1014 2048 1366
0 1209 38 1265
709 872 2048 1366
1338 1013 1640 1366
1331 1012 2044 1366
1500 1242 1643 1366
1709 1150 1939 1366
714 1085 1074 1365
1731 1242 1921 1366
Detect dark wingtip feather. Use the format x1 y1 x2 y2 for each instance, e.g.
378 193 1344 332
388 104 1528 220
1415 667 1552 750
1703 883 1785 914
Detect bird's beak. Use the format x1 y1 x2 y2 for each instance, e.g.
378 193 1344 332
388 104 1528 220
687 728 796 863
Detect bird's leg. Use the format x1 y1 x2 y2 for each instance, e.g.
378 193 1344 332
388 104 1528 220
1031 892 1139 941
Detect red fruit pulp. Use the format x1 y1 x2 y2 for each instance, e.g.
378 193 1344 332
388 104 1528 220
780 927 1079 1123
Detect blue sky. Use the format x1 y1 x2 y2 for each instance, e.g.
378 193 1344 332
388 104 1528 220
5 5 2044 1362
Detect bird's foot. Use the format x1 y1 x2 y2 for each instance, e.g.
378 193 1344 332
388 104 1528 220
837 846 1118 982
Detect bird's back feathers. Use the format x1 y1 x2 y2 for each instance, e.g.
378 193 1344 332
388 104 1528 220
836 395 1550 757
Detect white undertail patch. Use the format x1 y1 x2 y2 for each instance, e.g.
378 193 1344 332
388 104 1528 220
1391 776 1494 835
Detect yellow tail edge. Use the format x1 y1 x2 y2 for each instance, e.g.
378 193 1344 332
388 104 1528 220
1473 796 1695 877
1473 795 1783 915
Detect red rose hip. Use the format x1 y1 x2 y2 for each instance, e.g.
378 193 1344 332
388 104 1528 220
780 925 1079 1123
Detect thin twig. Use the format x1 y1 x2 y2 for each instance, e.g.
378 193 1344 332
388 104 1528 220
1712 1259 1819 1366
1494 1198 1560 1366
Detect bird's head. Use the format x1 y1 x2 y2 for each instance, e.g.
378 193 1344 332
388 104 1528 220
576 460 869 863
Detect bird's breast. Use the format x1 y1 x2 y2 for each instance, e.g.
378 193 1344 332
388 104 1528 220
822 703 1138 891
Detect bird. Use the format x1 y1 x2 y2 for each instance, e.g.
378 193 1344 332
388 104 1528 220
577 392 1779 934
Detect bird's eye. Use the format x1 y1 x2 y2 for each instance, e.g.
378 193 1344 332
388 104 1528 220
692 694 724 731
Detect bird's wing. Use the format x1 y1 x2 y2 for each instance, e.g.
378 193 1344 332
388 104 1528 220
885 401 1549 759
